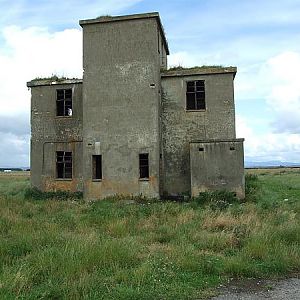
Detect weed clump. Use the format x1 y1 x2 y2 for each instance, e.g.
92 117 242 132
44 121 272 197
194 190 239 210
166 65 225 72
24 187 83 201
245 173 259 201
29 75 81 84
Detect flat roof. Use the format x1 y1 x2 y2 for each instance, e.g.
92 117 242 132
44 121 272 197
79 12 169 55
27 78 82 88
161 66 237 78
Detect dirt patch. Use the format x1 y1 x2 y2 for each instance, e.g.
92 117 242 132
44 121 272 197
211 274 300 299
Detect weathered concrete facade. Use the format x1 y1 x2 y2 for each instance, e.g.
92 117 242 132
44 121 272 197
190 139 245 199
80 14 168 199
27 12 245 200
161 69 238 195
28 80 83 192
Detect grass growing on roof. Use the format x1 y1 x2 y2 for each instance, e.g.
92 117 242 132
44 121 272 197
165 65 227 72
30 75 81 82
0 169 299 299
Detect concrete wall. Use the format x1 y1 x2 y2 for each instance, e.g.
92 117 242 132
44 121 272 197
30 83 83 192
157 25 167 69
81 17 162 199
161 73 236 195
190 140 245 199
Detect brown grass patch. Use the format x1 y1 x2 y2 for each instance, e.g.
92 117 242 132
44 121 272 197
202 213 239 231
147 242 174 254
138 215 159 231
176 209 196 225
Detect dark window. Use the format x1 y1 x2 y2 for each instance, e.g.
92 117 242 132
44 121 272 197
92 155 102 180
139 153 149 179
56 89 72 116
56 151 72 179
186 80 205 110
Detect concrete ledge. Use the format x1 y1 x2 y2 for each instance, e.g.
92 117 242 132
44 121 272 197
190 138 244 143
161 67 237 78
79 12 160 25
27 79 83 87
79 12 169 55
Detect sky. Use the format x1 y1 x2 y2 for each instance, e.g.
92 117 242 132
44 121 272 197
0 0 300 167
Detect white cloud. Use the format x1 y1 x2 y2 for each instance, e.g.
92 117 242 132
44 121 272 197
0 131 29 168
167 51 236 69
236 51 300 162
0 25 82 116
237 115 300 162
168 50 300 162
0 26 82 166
264 52 300 133
168 51 193 67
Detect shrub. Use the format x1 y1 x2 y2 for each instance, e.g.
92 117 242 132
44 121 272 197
24 187 83 201
194 190 239 210
245 173 259 201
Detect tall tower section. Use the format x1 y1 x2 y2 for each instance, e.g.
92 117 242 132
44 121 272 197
80 13 169 199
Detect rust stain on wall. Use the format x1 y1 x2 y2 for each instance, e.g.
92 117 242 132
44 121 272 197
43 177 80 192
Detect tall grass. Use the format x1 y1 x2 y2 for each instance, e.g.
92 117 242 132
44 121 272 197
0 169 299 299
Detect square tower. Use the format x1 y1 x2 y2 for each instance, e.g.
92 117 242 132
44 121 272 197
80 13 169 199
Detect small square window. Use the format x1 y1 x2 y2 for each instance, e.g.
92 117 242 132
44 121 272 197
186 80 205 110
56 151 72 179
56 89 72 116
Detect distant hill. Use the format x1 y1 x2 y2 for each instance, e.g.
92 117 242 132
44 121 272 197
0 167 30 171
245 161 300 168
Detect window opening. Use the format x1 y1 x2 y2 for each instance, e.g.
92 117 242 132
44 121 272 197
186 80 205 110
139 153 149 179
56 151 72 179
92 155 102 180
56 89 72 116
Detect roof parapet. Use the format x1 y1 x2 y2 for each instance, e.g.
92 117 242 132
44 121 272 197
79 12 169 55
27 78 82 88
161 66 237 78
190 138 245 143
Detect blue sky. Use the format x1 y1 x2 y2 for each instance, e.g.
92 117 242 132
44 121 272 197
0 0 300 167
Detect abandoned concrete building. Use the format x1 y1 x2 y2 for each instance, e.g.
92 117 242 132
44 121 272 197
27 12 245 200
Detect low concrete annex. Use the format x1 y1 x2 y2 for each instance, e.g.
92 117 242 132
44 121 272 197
27 12 245 200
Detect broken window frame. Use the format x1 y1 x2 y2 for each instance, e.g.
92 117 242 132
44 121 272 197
92 155 102 180
186 80 205 110
139 153 149 179
56 151 72 179
56 89 73 117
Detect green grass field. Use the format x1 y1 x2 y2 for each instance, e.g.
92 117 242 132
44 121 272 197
0 169 299 299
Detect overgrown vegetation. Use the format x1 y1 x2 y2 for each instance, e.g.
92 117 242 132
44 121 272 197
0 169 299 299
165 65 226 72
30 75 81 82
245 173 259 201
193 190 239 210
24 187 83 201
97 14 113 19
